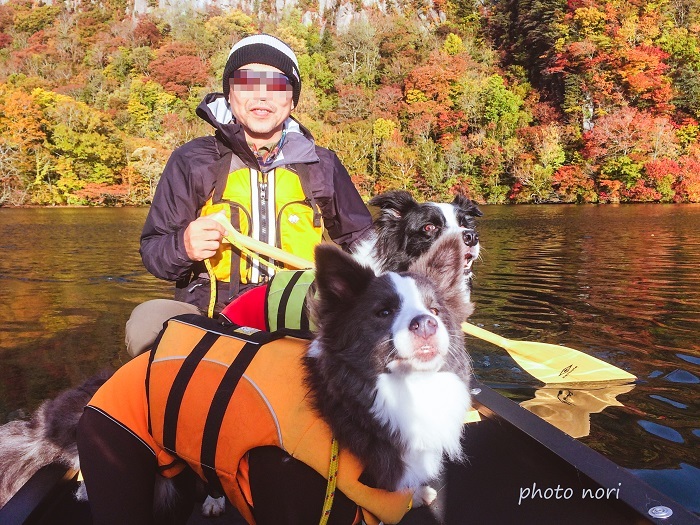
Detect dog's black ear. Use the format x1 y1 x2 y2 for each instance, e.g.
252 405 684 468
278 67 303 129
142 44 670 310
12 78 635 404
409 233 474 319
453 194 483 217
314 244 375 307
368 190 419 220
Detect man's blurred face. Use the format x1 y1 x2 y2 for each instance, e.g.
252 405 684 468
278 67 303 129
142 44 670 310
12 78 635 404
228 63 294 145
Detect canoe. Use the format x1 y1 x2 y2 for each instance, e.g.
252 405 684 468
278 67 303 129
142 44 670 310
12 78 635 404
1 383 697 525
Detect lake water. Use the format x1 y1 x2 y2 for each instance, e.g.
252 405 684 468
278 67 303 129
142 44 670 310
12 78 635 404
0 205 698 515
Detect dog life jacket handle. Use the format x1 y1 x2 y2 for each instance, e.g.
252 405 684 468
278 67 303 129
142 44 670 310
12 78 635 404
265 269 316 335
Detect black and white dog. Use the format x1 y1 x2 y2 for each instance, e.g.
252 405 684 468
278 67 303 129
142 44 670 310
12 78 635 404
0 235 473 523
354 190 482 299
201 190 482 517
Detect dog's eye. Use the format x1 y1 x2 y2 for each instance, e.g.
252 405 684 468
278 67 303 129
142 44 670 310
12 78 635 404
423 224 436 232
429 307 439 316
377 308 393 318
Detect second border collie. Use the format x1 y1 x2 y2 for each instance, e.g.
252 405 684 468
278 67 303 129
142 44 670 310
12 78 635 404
353 190 482 297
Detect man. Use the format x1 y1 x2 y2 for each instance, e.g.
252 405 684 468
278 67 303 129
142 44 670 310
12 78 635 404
128 34 372 356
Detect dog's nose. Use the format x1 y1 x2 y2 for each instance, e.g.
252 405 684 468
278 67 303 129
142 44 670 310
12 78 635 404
463 229 479 247
409 315 438 339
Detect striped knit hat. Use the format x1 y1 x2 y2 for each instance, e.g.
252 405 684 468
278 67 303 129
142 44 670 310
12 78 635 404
223 34 301 106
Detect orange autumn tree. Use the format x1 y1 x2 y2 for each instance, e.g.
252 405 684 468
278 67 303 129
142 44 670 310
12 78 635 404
582 107 680 202
0 87 47 204
148 42 210 99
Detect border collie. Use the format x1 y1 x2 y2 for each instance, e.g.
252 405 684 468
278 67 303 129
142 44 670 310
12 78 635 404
306 233 473 497
0 234 473 523
353 190 482 297
207 190 483 517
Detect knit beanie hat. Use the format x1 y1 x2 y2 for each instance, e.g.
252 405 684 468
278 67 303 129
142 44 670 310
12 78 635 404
223 34 301 107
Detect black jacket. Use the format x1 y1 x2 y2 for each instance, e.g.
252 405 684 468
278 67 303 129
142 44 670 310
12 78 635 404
140 93 372 303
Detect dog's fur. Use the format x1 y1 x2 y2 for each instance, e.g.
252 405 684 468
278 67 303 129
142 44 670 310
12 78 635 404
0 371 112 507
0 234 473 519
353 190 482 296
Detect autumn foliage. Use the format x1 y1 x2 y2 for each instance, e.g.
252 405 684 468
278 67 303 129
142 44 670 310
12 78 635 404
0 0 699 206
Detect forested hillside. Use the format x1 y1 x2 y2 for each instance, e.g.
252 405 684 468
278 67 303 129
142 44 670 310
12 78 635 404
1 0 699 205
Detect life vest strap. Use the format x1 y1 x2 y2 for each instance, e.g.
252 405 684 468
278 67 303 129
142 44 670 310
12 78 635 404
163 331 220 451
149 314 289 498
201 339 261 495
146 322 169 436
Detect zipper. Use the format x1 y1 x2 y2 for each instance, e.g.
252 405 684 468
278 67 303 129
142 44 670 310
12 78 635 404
257 170 275 280
259 171 268 243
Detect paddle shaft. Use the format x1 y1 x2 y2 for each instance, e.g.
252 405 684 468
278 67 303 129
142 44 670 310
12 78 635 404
210 213 635 384
461 322 513 349
211 212 314 270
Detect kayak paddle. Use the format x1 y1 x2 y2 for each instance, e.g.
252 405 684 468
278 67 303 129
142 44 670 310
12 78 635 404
461 322 636 384
210 212 636 385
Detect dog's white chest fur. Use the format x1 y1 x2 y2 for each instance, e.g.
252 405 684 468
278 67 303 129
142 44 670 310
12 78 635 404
371 371 470 489
350 232 384 275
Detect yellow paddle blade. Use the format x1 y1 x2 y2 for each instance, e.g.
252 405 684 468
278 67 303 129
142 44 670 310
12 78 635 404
461 322 636 384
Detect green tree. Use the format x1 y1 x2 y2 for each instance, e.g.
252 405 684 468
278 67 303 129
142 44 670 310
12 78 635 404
659 27 700 118
481 74 530 140
443 33 465 56
14 5 60 34
127 78 180 138
32 88 127 204
333 20 379 87
485 0 566 95
298 52 337 117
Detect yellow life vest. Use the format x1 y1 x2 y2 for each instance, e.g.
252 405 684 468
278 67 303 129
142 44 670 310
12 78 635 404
200 157 323 287
88 315 413 525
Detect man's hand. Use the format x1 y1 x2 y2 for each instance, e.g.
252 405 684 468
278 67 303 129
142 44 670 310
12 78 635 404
184 216 226 261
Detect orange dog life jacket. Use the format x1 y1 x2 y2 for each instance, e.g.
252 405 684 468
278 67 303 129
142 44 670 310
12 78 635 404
87 314 413 525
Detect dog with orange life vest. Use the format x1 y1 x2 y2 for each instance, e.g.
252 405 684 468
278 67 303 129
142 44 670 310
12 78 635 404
0 233 474 525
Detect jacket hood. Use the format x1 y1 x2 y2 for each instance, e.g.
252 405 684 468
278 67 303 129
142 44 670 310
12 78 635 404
195 93 319 172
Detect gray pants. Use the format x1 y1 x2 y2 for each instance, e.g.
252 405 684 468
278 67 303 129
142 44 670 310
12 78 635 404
125 299 201 357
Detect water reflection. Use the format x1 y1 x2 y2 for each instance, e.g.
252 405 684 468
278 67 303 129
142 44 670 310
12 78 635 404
468 203 700 514
631 463 700 514
521 383 635 438
0 204 699 516
0 208 171 421
637 420 684 444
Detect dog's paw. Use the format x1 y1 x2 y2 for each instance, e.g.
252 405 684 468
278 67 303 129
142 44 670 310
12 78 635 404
412 485 437 507
201 495 226 517
74 482 88 502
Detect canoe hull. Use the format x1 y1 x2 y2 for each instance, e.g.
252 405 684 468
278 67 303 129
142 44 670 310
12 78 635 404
1 384 697 525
